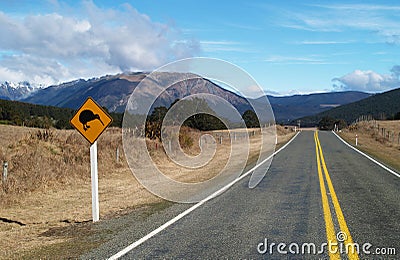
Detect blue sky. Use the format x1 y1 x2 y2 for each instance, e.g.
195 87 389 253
0 0 399 96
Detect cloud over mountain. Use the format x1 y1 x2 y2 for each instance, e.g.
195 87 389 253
332 65 400 92
0 1 199 85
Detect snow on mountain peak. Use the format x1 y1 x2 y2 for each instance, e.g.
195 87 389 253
0 81 48 100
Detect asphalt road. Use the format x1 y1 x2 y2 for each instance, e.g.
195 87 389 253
83 131 399 259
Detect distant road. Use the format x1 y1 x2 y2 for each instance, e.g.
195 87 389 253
83 131 399 259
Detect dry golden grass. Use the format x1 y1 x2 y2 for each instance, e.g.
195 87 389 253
150 127 272 183
339 120 400 171
0 124 295 258
276 125 297 147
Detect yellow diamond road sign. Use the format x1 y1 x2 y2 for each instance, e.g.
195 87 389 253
70 97 113 144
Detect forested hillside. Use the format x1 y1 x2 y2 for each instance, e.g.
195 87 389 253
0 99 122 129
296 88 400 126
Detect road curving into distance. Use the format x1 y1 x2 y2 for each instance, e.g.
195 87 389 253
82 131 399 259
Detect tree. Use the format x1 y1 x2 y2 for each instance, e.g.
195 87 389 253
335 119 348 130
394 112 400 120
184 113 226 131
55 118 72 129
318 116 336 130
242 110 259 128
148 106 168 123
145 106 168 140
168 98 227 131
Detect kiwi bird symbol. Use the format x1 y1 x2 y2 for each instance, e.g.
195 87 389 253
79 110 104 131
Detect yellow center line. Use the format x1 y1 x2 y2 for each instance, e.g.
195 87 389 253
315 132 359 260
314 131 340 260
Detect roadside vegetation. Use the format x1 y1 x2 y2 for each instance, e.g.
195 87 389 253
338 120 400 172
0 123 294 258
0 95 290 258
317 116 347 131
144 98 261 141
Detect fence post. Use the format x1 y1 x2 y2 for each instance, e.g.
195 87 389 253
116 147 119 162
2 161 8 183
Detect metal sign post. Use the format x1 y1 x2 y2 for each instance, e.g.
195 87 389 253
90 141 99 222
70 97 113 222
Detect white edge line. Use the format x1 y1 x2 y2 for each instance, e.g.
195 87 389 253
332 131 400 178
108 131 301 259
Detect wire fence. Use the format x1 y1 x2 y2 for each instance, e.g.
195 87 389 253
350 115 400 145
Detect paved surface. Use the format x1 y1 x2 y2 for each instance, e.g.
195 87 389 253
82 131 399 259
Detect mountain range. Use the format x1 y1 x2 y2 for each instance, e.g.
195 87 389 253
265 91 371 123
0 72 373 122
0 81 45 100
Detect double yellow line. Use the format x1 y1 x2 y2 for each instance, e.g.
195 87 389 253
314 131 359 260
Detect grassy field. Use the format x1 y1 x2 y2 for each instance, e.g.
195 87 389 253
338 120 400 172
0 124 295 258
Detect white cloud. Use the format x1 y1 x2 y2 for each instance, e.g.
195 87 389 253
310 4 400 12
265 55 322 63
0 67 25 83
199 40 253 53
223 22 262 31
332 66 400 92
283 3 400 44
295 40 354 45
0 2 199 85
264 55 333 65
